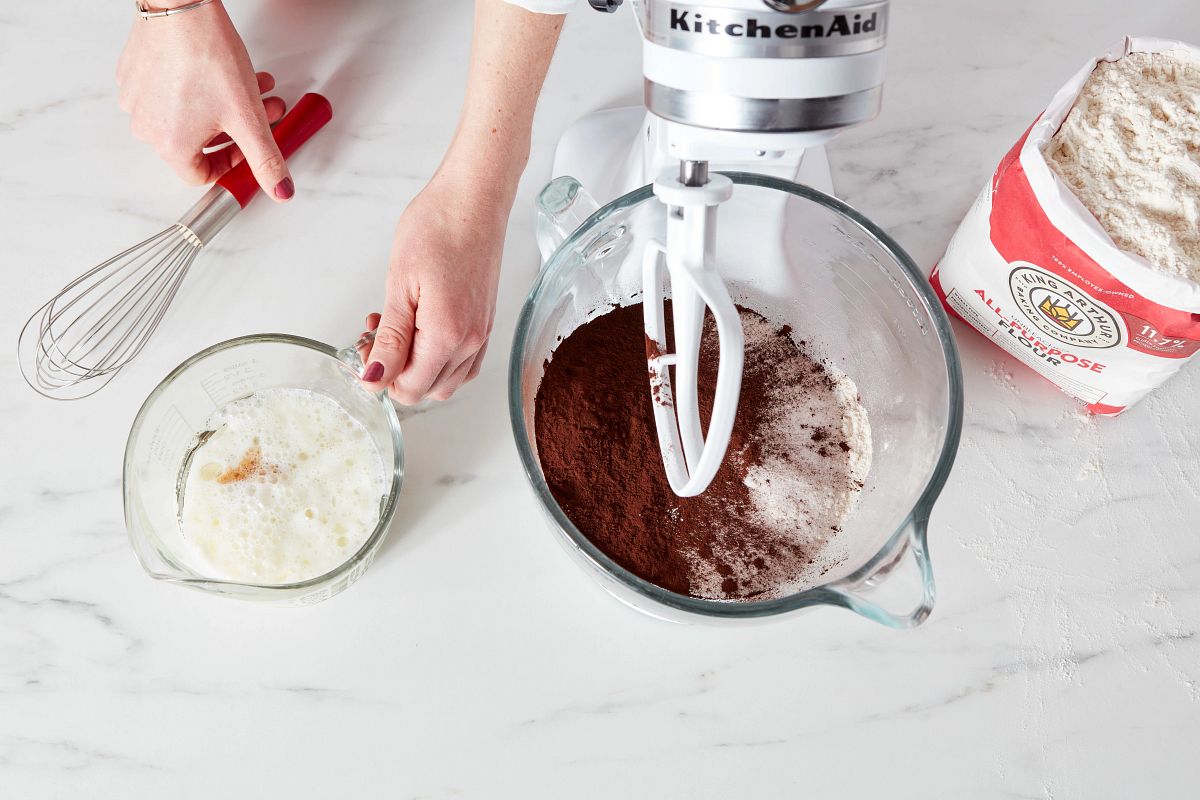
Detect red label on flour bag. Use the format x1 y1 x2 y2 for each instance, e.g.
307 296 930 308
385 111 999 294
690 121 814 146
930 36 1200 415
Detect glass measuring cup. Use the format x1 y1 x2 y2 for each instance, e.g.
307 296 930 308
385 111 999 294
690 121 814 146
123 333 404 605
510 173 963 627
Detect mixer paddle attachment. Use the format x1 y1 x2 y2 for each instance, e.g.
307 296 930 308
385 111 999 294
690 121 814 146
642 163 743 498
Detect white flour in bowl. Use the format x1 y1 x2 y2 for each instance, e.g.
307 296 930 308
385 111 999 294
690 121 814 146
1044 49 1200 283
685 312 873 598
740 316 872 537
179 387 388 585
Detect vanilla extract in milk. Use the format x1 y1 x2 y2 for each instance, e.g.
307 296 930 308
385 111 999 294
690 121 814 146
179 387 387 584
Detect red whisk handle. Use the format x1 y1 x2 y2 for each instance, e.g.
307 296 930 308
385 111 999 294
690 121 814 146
216 93 334 208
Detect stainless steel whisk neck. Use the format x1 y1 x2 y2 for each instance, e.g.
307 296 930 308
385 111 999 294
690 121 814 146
173 223 204 249
176 185 242 248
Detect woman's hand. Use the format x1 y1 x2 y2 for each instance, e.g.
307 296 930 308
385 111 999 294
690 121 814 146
358 0 564 404
116 0 294 199
360 170 509 404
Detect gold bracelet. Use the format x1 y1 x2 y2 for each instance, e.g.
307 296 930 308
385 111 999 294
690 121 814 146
135 0 217 20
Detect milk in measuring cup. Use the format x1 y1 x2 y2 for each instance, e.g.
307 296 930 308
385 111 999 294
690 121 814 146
179 387 387 584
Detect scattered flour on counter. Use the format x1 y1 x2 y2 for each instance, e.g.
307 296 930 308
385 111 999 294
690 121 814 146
987 360 1021 394
958 399 1200 792
179 387 388 585
1068 404 1096 426
1044 49 1200 283
1076 452 1102 481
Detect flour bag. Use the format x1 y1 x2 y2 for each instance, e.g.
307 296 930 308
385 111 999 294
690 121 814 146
930 37 1200 414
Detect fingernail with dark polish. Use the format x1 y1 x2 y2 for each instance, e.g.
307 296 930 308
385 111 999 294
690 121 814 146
274 177 294 200
363 361 385 382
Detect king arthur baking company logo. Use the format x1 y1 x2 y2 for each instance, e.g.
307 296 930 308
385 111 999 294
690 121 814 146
1008 264 1121 349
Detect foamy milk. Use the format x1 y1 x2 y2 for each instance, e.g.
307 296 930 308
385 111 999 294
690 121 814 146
179 387 388 584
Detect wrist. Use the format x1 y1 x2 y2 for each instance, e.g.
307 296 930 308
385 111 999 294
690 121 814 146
136 0 220 14
438 132 530 213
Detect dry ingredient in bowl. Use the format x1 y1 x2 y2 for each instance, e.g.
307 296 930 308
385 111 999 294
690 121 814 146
1044 49 1200 283
535 303 871 601
179 387 387 584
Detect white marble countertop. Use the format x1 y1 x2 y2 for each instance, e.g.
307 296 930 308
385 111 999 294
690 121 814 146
3 1 1199 797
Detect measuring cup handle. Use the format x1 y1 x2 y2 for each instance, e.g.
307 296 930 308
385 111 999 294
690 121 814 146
828 515 936 629
336 329 375 379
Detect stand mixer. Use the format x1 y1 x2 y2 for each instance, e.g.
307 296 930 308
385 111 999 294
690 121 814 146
553 0 889 496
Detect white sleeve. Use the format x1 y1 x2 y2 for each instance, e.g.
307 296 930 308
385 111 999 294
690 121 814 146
503 0 578 13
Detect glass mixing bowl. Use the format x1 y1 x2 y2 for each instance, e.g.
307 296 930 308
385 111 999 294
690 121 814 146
123 333 404 606
510 173 963 627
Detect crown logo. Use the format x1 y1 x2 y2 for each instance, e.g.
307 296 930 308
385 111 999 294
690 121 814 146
1039 296 1082 331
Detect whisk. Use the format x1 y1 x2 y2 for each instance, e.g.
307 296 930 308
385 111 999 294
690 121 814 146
18 93 333 400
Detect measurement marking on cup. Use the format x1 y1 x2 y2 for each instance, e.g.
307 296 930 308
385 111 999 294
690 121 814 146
200 362 257 407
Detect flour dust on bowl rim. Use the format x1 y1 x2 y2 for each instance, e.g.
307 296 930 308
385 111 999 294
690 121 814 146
123 333 404 606
509 173 963 626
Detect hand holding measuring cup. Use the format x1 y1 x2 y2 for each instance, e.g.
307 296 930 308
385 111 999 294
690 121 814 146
357 178 509 404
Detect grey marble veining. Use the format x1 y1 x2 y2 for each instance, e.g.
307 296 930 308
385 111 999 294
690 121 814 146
2 1 1199 798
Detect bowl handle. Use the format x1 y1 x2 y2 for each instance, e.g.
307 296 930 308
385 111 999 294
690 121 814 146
828 515 936 628
535 176 600 264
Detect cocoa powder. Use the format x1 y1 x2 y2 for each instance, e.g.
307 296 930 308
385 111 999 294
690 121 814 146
535 303 859 600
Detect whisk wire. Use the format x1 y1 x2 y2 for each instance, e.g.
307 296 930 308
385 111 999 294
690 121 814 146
18 220 208 400
98 240 199 374
71 239 194 373
37 228 186 379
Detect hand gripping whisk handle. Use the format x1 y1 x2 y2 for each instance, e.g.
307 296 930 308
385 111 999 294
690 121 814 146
17 92 334 401
216 93 334 208
178 93 333 247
